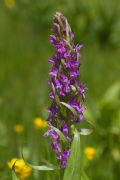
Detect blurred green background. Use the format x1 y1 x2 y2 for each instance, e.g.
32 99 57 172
0 0 120 179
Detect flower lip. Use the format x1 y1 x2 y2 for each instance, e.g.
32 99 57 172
44 129 59 140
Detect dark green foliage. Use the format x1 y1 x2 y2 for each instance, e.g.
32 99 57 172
84 83 120 180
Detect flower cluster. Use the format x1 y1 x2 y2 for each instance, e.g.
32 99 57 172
33 117 47 129
84 147 96 160
8 158 32 179
45 12 86 169
4 0 16 9
14 124 24 134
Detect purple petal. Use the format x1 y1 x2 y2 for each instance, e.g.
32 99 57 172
50 140 61 153
49 67 58 77
61 123 68 135
44 129 59 140
60 73 69 83
49 90 54 99
62 149 70 159
75 44 83 51
50 35 57 45
64 52 71 59
61 159 67 169
64 84 70 93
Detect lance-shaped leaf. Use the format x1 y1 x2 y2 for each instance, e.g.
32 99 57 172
49 125 69 144
60 102 78 117
78 128 93 136
21 151 59 171
27 163 59 171
63 130 81 180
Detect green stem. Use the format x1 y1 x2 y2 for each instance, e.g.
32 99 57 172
60 169 64 180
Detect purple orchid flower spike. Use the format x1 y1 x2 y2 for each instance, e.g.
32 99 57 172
45 12 86 169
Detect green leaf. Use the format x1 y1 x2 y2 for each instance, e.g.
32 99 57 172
27 163 59 171
60 102 77 116
63 130 81 180
78 128 93 136
49 125 69 144
21 149 60 171
11 170 19 180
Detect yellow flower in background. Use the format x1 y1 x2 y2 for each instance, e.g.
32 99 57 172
33 117 48 129
4 0 16 9
84 147 96 160
14 124 24 134
8 158 32 179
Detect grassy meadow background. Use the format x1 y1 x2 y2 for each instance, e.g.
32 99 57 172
0 0 120 179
